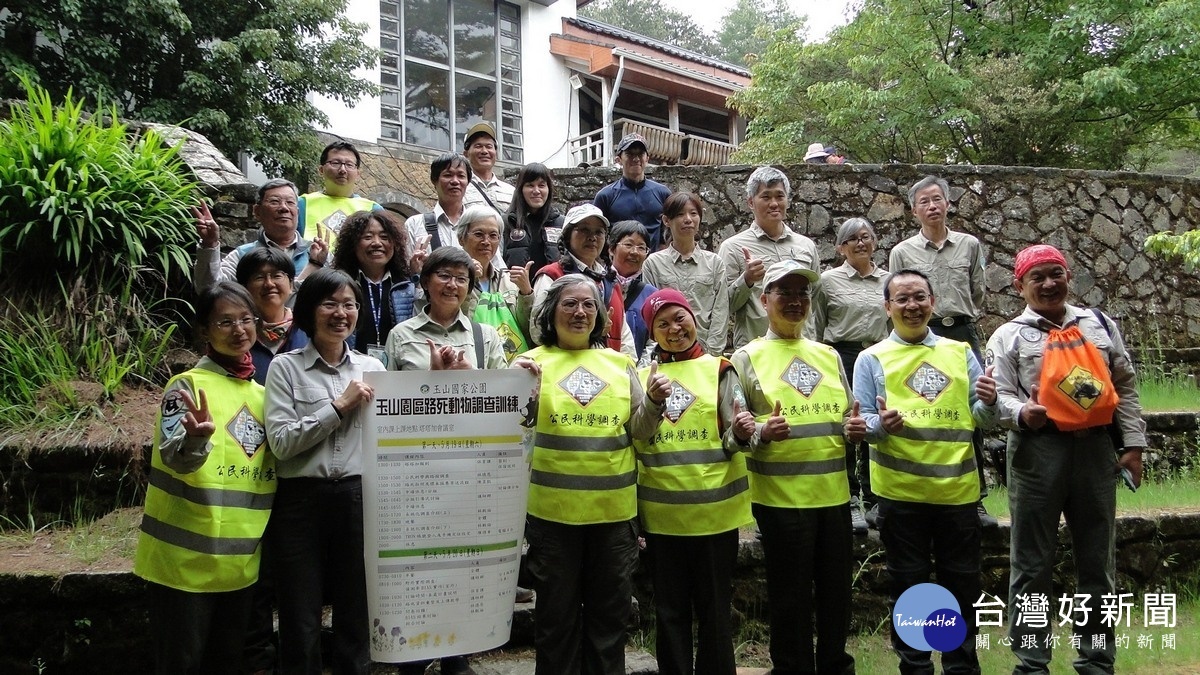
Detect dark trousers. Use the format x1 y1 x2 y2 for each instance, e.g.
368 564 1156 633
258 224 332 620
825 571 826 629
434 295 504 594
524 515 639 675
1008 430 1117 674
752 503 854 675
645 529 739 675
927 321 989 499
244 537 278 673
833 343 873 502
876 498 981 675
268 477 369 675
148 581 253 675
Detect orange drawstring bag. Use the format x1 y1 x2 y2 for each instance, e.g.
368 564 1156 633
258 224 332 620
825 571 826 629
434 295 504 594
1037 325 1119 431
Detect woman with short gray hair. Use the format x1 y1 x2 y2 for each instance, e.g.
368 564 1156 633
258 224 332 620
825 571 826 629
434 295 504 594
812 217 889 535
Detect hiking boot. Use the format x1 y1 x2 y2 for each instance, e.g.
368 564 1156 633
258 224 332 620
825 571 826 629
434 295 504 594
849 497 868 536
865 502 880 530
977 501 998 529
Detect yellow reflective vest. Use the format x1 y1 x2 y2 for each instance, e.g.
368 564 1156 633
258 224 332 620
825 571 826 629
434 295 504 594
525 346 637 524
634 355 751 535
866 338 978 505
134 367 276 592
300 192 379 246
743 338 849 508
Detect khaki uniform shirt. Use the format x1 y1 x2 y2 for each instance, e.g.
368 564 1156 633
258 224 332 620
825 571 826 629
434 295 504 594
464 175 516 213
717 223 820 350
984 304 1147 447
888 230 985 320
642 246 730 355
384 308 508 372
812 262 889 345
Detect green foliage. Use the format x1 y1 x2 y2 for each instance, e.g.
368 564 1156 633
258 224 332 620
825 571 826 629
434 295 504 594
715 0 805 67
0 279 178 427
730 0 1200 168
0 78 198 286
581 0 718 56
1145 230 1200 272
0 0 377 175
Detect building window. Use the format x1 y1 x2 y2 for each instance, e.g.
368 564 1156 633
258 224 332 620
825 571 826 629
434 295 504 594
379 0 522 163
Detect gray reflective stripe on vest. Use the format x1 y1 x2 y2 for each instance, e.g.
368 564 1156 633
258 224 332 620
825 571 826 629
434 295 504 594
530 468 637 490
140 514 262 556
870 447 977 478
535 431 631 452
786 421 845 439
637 447 726 468
638 475 749 505
746 457 845 476
891 426 975 443
149 469 274 510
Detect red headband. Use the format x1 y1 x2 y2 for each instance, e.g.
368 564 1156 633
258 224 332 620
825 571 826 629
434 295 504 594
1014 244 1068 280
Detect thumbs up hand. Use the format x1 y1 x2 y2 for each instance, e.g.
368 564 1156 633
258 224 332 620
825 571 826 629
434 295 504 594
877 395 904 434
742 247 766 285
977 365 998 406
761 399 790 442
1021 384 1048 430
731 399 756 442
646 360 672 405
844 398 867 443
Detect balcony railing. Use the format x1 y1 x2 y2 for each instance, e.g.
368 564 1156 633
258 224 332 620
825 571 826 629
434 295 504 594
569 117 737 167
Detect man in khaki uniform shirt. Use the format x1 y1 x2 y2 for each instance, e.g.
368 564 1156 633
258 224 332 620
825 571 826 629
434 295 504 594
889 174 994 527
718 167 820 350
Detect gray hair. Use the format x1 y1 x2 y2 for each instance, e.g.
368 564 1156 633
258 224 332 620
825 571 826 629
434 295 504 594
835 217 876 246
531 274 610 349
455 204 504 243
256 178 299 204
906 175 949 207
745 166 791 199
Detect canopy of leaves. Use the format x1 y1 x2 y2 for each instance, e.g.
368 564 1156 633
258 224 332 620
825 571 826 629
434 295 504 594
581 0 718 56
730 0 1200 168
0 0 378 176
715 0 805 67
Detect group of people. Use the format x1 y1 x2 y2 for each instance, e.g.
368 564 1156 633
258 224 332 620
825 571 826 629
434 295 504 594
136 130 1146 675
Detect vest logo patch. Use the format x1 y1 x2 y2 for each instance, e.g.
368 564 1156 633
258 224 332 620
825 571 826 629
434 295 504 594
495 321 524 361
227 405 267 458
662 381 696 424
1056 365 1105 410
322 209 350 232
906 362 950 403
780 357 822 397
559 366 608 407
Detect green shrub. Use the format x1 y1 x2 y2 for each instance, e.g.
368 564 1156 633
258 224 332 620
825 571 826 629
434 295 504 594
0 76 198 287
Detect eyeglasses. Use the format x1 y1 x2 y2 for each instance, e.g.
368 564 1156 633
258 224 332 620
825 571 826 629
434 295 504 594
916 195 945 207
212 317 260 331
433 270 470 286
618 242 649 254
844 234 874 245
768 289 811 299
469 230 501 242
249 271 290 284
324 160 358 169
889 293 930 306
262 198 298 209
559 299 598 312
318 300 360 312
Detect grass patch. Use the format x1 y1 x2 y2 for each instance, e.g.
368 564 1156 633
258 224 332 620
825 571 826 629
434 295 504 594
1137 368 1200 413
983 471 1200 520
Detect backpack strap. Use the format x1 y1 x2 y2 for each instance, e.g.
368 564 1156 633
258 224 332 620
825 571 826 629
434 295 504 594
424 212 442 250
471 321 485 366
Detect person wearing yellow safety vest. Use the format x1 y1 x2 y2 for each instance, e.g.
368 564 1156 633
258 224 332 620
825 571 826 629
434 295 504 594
852 268 997 675
134 282 275 675
298 141 383 248
457 204 534 363
513 274 668 675
635 289 754 675
730 260 867 675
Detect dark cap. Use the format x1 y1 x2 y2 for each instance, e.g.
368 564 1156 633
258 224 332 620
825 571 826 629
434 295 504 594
615 133 648 155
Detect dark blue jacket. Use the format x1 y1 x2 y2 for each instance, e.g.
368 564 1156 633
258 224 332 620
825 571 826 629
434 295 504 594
250 325 309 385
593 177 672 250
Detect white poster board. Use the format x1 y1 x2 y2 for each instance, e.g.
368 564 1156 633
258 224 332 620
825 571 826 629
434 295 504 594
362 369 536 663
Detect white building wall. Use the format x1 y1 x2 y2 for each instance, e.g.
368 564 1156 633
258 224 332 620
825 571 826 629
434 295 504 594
310 0 578 170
